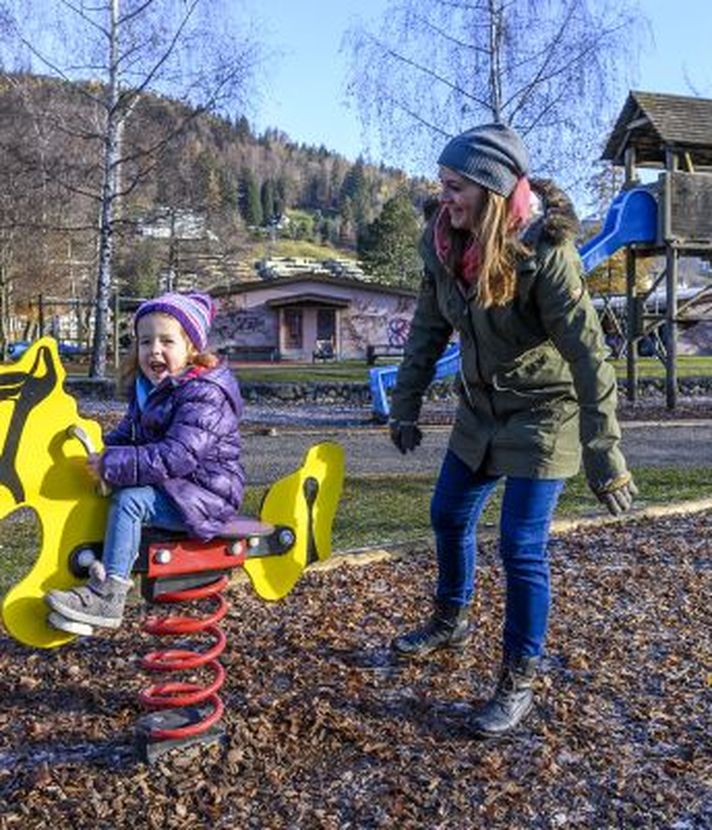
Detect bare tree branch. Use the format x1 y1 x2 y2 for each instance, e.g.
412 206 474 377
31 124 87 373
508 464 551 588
117 0 160 26
117 0 200 112
506 20 630 120
407 12 490 55
346 0 646 192
0 0 261 375
365 32 492 110
14 34 104 108
57 0 111 38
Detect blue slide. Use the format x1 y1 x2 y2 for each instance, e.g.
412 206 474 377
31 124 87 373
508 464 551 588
369 186 658 419
578 186 657 272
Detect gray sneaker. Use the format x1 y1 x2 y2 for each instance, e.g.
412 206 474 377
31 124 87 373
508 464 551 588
46 568 132 629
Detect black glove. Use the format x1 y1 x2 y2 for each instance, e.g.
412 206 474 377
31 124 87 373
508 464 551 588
592 473 639 516
389 419 423 454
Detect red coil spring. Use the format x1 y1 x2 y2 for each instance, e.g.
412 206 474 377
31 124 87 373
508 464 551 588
139 574 230 741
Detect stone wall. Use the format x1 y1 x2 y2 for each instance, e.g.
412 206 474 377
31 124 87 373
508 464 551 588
238 375 712 405
66 375 712 405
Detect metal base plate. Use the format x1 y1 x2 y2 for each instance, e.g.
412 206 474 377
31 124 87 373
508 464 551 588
135 706 225 763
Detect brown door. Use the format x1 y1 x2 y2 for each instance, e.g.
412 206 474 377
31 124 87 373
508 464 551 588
283 308 303 349
316 308 335 341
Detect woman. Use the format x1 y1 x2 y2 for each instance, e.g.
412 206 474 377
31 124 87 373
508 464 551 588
388 123 637 737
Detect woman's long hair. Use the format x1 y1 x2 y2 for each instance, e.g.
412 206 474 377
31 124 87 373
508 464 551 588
445 189 530 308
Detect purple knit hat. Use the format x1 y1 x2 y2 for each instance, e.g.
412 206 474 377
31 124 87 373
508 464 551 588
134 292 216 352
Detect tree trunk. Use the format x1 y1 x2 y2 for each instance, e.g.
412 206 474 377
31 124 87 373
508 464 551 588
488 0 503 122
90 0 121 379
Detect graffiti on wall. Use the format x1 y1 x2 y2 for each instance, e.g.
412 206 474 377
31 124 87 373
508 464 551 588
386 317 410 346
341 294 415 352
212 309 278 348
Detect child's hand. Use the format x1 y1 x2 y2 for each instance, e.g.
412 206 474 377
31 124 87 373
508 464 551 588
86 453 112 497
86 453 104 481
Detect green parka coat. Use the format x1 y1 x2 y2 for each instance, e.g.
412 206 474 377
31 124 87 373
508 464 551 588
389 180 628 489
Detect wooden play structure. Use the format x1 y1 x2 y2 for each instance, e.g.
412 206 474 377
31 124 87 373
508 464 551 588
602 90 712 408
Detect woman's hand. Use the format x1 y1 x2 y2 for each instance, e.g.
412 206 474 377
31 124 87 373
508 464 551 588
389 419 423 454
592 473 638 516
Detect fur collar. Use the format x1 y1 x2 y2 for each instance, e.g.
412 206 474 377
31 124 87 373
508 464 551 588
523 179 580 247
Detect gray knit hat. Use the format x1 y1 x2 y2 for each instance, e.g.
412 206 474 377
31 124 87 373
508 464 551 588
437 123 529 197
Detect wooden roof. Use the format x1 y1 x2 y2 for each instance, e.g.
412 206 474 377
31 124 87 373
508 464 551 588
211 273 416 299
602 90 712 168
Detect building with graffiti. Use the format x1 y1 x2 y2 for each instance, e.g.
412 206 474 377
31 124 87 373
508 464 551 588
211 274 417 362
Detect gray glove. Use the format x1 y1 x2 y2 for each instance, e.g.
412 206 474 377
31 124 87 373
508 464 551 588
389 419 423 454
592 473 639 516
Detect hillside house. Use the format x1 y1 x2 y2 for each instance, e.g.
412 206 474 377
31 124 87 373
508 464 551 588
211 274 417 362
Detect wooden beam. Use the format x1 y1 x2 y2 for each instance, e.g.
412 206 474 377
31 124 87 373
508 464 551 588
624 146 638 184
625 115 650 131
665 243 678 410
625 248 638 402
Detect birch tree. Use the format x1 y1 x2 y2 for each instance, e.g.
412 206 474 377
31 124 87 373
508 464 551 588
345 0 648 192
0 0 261 377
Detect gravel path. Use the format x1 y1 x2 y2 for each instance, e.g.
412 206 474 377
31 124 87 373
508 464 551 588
79 396 712 486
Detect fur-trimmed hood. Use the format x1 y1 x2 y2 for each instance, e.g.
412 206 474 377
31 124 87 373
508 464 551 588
523 178 580 247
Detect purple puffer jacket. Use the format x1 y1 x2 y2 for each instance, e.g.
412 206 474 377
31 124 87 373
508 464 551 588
101 362 245 540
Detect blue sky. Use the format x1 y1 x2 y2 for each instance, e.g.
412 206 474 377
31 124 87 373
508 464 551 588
250 0 712 172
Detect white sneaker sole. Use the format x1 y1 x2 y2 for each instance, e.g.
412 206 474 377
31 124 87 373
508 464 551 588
45 594 122 629
48 611 95 637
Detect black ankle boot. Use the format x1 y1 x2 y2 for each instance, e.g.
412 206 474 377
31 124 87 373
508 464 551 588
470 654 538 737
392 598 471 658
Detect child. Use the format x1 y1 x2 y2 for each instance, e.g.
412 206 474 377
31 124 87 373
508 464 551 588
46 291 245 630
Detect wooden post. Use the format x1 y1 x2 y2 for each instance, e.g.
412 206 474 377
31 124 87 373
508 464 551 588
664 148 679 410
624 145 638 401
665 243 678 409
625 249 637 402
624 146 638 185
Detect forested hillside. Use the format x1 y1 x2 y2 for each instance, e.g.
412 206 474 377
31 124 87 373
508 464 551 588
0 73 432 330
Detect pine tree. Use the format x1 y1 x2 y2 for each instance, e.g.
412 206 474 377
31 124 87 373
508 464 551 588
340 157 369 227
261 179 276 222
239 167 263 226
358 191 422 287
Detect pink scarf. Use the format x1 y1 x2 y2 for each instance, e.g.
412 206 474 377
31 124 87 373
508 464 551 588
434 176 532 284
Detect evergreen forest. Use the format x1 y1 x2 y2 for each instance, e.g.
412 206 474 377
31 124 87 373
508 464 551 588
0 73 433 337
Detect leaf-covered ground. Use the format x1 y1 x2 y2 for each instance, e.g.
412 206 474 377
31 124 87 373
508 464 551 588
0 510 709 829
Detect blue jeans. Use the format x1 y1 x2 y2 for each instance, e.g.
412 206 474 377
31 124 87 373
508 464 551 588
430 450 564 658
103 486 188 578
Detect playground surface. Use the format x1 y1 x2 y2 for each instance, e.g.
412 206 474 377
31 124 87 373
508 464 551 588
0 507 708 827
0 392 708 826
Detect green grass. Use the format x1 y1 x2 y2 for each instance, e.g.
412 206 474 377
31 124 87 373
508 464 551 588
234 360 371 383
2 466 710 598
0 509 41 598
244 465 712 551
234 356 712 384
248 238 355 262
